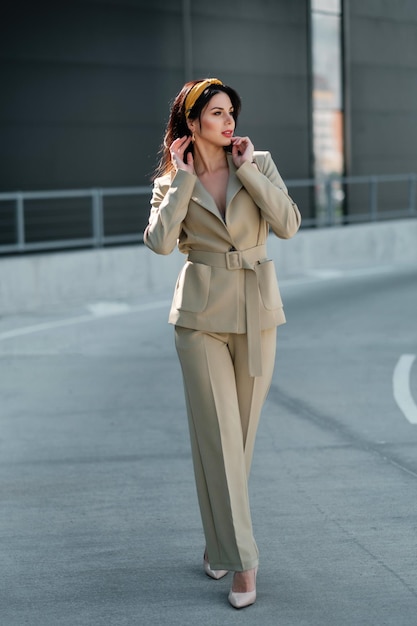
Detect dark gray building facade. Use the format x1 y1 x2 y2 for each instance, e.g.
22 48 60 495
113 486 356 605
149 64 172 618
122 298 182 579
1 0 416 243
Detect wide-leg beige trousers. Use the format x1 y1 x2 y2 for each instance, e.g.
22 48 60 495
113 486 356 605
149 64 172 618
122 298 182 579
174 326 277 572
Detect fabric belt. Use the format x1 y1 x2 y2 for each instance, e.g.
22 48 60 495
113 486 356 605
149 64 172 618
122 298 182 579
188 244 267 377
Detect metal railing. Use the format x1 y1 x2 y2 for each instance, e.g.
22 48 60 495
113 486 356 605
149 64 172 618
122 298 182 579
297 173 417 228
0 186 150 254
0 174 416 255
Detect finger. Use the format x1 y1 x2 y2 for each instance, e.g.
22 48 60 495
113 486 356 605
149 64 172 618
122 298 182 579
171 137 190 158
179 135 192 147
178 138 192 156
171 136 189 150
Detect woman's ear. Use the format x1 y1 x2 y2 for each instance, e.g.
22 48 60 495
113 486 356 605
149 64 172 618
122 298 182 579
187 119 196 134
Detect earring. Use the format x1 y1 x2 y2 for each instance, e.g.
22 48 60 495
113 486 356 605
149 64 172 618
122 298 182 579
192 132 195 142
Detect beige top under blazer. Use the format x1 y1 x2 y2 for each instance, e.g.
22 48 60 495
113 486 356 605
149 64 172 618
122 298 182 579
144 151 301 376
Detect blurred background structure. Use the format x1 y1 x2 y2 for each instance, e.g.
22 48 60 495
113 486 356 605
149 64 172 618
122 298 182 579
0 0 416 253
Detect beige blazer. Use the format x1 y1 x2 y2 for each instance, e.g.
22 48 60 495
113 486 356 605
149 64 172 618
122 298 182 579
144 151 301 375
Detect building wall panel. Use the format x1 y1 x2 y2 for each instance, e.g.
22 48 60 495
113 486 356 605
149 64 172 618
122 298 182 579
347 1 417 181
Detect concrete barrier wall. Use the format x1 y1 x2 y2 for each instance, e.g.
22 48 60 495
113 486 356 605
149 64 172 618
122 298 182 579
269 218 417 275
1 218 416 314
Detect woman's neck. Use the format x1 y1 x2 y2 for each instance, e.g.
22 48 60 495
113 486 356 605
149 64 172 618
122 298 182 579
193 143 228 176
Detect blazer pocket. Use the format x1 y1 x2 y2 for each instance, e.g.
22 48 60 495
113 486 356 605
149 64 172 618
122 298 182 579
173 261 211 313
255 260 283 311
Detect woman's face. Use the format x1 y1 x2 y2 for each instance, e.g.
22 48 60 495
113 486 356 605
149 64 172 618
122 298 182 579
191 92 235 147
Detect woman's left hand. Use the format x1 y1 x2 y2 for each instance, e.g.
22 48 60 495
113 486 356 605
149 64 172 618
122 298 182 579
231 136 254 168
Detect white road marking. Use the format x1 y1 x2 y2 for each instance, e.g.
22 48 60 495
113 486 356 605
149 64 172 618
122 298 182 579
393 354 417 425
305 269 344 279
0 300 171 341
87 301 131 316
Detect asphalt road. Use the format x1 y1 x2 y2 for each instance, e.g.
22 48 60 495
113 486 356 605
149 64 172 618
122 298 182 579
1 261 417 625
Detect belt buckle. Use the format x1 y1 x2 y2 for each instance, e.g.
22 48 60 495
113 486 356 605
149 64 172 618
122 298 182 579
226 250 242 270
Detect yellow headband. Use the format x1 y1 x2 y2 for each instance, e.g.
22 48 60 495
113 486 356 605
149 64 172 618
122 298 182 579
184 78 223 118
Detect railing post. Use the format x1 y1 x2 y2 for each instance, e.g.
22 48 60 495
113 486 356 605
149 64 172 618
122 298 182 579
369 176 378 221
16 193 25 251
325 178 333 226
408 173 416 215
91 189 104 247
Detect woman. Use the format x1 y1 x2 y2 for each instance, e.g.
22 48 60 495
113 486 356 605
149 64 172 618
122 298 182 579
144 78 301 609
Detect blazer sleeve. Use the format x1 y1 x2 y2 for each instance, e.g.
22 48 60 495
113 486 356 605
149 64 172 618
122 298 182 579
143 169 197 255
236 152 301 239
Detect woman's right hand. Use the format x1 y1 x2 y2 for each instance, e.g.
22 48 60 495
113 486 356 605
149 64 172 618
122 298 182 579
170 136 194 174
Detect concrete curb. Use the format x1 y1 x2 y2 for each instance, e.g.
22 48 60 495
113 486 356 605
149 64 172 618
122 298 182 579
0 218 416 314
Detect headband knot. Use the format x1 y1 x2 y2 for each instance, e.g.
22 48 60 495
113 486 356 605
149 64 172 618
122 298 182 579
185 78 223 118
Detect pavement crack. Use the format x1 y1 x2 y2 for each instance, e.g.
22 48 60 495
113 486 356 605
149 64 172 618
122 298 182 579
265 383 417 599
274 453 417 600
268 382 417 480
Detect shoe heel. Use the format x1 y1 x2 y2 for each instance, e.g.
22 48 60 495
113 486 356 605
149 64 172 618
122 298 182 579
228 567 257 609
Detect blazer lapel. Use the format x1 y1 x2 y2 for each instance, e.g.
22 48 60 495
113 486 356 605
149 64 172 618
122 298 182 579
225 153 243 210
191 179 219 217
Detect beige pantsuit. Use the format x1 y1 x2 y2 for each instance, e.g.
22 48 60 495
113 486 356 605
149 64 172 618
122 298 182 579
144 150 301 572
175 327 276 571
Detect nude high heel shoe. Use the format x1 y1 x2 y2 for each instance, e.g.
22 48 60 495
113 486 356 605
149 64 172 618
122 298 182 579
203 551 228 580
228 566 258 609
